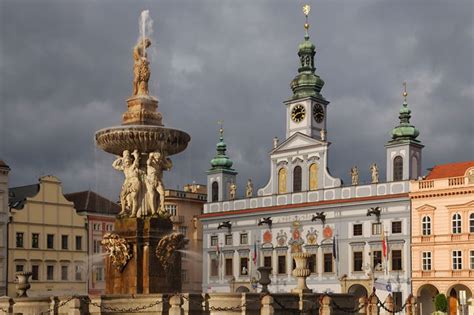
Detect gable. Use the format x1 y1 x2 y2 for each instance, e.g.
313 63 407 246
415 204 436 212
272 132 325 154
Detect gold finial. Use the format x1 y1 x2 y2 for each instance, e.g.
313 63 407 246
403 81 408 101
303 4 311 31
218 120 224 137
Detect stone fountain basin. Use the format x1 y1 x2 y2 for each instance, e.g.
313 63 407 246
95 125 190 156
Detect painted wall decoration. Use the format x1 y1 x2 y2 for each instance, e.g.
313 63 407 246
263 230 272 244
323 225 333 239
288 220 304 253
276 230 288 247
306 227 318 245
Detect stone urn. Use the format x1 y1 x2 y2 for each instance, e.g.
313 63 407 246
291 252 312 294
257 266 272 293
15 271 32 297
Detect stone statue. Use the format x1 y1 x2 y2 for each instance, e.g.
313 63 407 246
229 181 237 200
113 150 141 217
320 129 326 141
102 233 132 272
145 151 173 216
133 38 151 96
350 166 359 186
370 163 379 184
156 233 188 274
246 178 253 198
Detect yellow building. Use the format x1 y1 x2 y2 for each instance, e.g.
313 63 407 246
165 183 206 293
8 175 88 297
410 161 474 315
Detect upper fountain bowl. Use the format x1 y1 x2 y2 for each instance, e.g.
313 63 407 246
95 125 190 156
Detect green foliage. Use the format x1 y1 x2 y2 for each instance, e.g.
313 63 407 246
434 293 448 312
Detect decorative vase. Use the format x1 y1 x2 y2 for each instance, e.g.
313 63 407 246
257 266 272 293
16 271 32 297
291 252 312 294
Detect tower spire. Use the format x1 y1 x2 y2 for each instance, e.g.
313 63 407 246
209 121 234 171
390 82 420 142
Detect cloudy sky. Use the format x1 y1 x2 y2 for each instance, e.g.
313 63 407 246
1 0 473 201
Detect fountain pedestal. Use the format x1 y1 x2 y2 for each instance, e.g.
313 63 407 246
104 217 181 294
291 252 312 294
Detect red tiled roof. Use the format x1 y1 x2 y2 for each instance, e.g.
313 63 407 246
425 161 474 180
65 190 120 215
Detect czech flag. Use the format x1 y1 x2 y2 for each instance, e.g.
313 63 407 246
381 228 387 258
253 241 258 265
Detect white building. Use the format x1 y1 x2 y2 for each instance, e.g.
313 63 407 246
201 15 423 308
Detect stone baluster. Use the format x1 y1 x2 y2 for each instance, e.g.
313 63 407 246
169 295 184 315
358 296 368 314
405 294 417 315
319 295 331 315
383 294 393 315
0 297 13 314
261 295 274 315
67 296 82 315
367 292 378 315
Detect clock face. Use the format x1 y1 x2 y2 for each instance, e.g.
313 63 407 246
291 104 306 123
313 104 325 123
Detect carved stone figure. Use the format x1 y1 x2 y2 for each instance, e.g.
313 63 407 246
370 163 379 184
145 151 172 216
113 150 141 217
133 38 152 96
156 233 188 274
350 166 359 186
229 181 237 200
102 233 132 272
320 129 326 141
245 178 253 198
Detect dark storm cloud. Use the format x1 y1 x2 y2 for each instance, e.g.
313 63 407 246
1 0 472 200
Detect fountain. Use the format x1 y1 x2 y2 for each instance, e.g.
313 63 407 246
95 11 190 294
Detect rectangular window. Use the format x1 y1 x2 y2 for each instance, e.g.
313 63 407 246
353 224 363 236
210 258 218 277
225 258 233 276
47 265 54 280
372 223 382 235
32 265 39 280
75 265 82 281
422 252 432 271
61 265 68 280
93 240 101 253
75 236 82 250
210 236 218 247
308 254 317 273
32 233 39 249
470 250 474 269
264 256 272 268
16 264 24 272
16 232 24 248
392 221 402 234
165 204 177 216
452 250 462 270
179 226 187 237
225 234 233 246
47 234 54 249
240 257 249 275
373 250 382 269
393 292 403 310
95 267 104 281
277 255 286 274
391 250 402 271
61 235 68 250
323 253 333 273
240 233 248 245
353 251 363 272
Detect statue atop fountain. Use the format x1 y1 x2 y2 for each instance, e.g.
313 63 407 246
95 10 190 294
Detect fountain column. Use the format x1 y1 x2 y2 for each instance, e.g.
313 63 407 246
96 12 190 294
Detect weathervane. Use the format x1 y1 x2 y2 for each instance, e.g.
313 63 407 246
403 81 408 102
303 4 311 35
218 120 224 137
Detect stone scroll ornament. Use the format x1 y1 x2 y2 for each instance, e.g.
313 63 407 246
102 233 132 272
156 233 189 274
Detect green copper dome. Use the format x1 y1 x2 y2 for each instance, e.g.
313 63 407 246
290 34 325 100
209 132 235 171
390 101 420 142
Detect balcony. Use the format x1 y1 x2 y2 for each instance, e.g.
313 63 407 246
421 236 433 243
412 176 471 192
170 215 185 224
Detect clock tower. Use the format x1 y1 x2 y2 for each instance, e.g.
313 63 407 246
285 9 329 140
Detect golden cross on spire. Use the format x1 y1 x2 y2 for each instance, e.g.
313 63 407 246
218 120 224 137
403 81 408 102
303 4 311 32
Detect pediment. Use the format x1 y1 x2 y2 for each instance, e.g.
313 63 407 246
272 132 325 154
446 200 474 210
416 204 436 212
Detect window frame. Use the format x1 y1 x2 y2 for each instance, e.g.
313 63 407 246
32 233 39 249
240 257 249 276
393 156 403 181
277 255 286 274
422 252 432 271
391 221 402 234
323 253 333 273
372 250 382 269
16 232 24 248
452 250 462 270
75 236 82 251
391 250 402 271
470 213 474 233
225 258 233 276
240 233 248 245
422 216 431 236
210 235 218 247
225 234 233 246
353 224 363 236
47 265 54 281
293 165 302 192
61 265 68 281
452 213 462 234
32 265 39 281
353 251 363 272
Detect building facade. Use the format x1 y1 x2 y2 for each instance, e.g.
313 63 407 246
0 160 10 296
8 175 88 297
410 161 474 315
65 190 120 295
165 183 206 293
201 16 423 307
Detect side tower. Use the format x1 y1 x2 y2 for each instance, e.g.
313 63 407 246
385 84 423 181
207 126 237 202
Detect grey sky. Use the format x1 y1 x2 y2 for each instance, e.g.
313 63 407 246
1 0 473 201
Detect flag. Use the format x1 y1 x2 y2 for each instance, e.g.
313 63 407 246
252 241 258 265
332 235 338 260
216 242 221 256
381 228 387 258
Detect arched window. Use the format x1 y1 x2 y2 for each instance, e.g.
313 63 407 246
309 163 318 190
211 182 219 202
411 156 418 179
278 168 287 194
470 213 474 233
422 216 431 236
452 213 462 234
393 156 403 181
293 166 302 192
